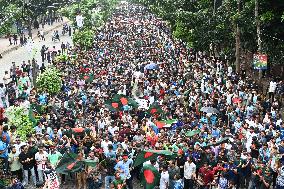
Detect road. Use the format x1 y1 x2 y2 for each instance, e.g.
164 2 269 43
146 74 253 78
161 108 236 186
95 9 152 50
0 32 72 83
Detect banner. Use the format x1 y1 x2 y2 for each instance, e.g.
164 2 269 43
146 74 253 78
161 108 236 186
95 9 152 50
253 54 267 70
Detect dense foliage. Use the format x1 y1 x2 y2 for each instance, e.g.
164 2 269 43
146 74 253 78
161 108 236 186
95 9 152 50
5 106 33 140
72 28 95 50
36 66 62 95
60 0 118 49
0 0 71 36
60 0 118 29
131 0 284 67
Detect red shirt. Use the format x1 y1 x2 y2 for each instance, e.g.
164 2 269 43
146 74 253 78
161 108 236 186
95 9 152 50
199 167 214 186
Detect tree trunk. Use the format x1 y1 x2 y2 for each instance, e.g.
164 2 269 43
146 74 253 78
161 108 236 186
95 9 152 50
255 0 262 78
235 0 241 73
28 19 32 38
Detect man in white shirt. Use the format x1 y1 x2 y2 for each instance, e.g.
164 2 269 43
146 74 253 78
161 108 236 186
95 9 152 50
184 157 196 189
268 80 277 102
160 165 169 189
35 145 48 183
101 136 113 153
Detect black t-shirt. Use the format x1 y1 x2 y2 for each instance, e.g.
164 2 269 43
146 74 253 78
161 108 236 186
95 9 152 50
19 151 34 170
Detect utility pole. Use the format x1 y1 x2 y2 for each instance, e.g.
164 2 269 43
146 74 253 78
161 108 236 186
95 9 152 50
235 0 241 73
255 0 262 78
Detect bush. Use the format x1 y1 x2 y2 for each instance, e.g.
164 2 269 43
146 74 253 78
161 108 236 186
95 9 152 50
36 66 62 95
6 106 33 140
72 28 95 50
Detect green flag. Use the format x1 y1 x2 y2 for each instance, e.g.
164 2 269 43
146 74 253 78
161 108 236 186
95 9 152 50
185 130 201 137
140 164 161 189
56 153 84 174
134 150 175 167
147 103 164 116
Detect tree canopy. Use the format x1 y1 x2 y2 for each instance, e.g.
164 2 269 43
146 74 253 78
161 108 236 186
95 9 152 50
131 0 284 67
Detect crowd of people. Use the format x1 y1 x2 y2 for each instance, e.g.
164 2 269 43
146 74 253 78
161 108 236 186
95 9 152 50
0 2 283 189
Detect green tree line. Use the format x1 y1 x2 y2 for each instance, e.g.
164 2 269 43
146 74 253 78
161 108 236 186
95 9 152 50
131 0 284 71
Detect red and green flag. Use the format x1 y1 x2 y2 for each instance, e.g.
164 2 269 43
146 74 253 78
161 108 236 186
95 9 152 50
80 73 94 83
155 119 178 129
113 94 139 109
56 153 83 174
56 153 97 174
147 103 164 116
133 150 175 167
105 95 139 111
140 164 160 189
105 100 120 112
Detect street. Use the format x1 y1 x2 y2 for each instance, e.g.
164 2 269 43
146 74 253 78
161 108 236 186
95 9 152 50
0 31 72 83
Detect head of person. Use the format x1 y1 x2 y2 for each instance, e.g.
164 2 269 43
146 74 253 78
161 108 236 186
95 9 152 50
122 154 128 162
115 172 121 180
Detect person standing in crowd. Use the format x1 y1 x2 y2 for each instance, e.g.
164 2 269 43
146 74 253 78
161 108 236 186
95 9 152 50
160 165 170 189
19 145 36 186
8 146 22 181
114 154 133 189
111 172 126 189
13 34 18 45
9 35 13 45
35 145 48 183
184 157 196 189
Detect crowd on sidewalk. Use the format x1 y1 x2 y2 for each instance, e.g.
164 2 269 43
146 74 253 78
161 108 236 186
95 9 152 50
0 2 284 189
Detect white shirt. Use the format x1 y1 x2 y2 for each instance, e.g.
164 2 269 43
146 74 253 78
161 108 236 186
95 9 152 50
35 151 48 170
101 140 112 153
14 142 26 154
184 161 196 179
269 81 277 93
160 171 169 189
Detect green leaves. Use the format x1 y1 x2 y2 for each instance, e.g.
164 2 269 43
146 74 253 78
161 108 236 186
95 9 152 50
72 28 95 50
36 66 62 95
6 106 33 140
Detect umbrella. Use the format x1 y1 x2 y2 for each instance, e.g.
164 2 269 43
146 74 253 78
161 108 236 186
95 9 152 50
200 107 219 114
144 63 158 70
47 48 57 52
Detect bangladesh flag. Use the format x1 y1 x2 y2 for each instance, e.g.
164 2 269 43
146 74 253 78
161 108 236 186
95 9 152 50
56 153 97 174
105 100 120 112
80 73 94 83
56 153 83 174
147 103 164 116
133 150 175 167
140 164 160 189
113 94 139 109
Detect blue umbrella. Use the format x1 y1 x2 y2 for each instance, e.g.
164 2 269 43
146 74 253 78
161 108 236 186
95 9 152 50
144 63 158 70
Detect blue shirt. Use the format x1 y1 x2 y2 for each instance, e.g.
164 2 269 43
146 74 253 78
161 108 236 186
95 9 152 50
0 140 8 158
114 159 133 179
2 132 10 144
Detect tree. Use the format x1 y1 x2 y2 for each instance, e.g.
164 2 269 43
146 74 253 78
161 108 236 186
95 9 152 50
6 106 33 140
72 28 95 50
36 66 62 95
131 0 284 72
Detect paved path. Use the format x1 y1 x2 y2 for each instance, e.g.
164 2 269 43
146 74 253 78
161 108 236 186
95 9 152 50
0 28 72 83
0 18 69 56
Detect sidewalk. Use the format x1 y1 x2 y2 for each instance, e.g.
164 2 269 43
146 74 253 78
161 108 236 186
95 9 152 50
0 17 70 56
